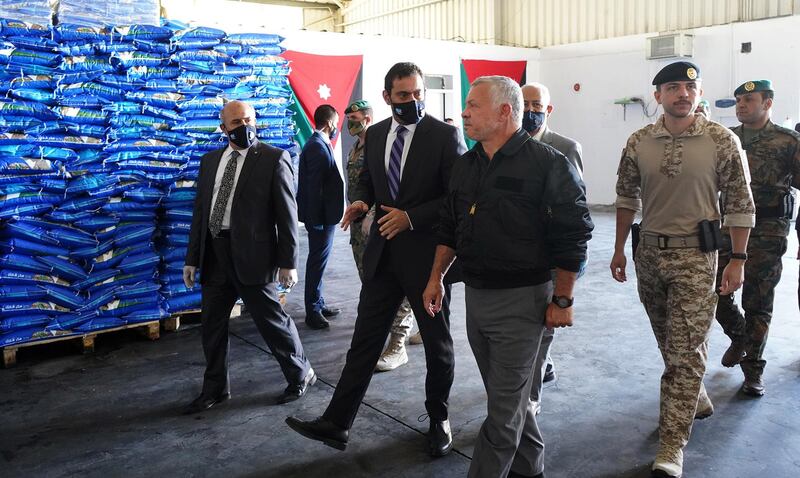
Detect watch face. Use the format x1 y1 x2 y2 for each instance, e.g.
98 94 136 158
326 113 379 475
553 296 572 308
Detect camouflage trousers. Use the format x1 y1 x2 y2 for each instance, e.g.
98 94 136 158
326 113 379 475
715 233 788 377
635 244 717 450
350 223 414 337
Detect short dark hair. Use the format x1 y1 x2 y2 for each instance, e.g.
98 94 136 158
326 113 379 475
384 62 424 94
759 90 774 101
313 104 337 129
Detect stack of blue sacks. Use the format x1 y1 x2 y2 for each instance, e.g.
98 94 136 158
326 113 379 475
0 16 297 347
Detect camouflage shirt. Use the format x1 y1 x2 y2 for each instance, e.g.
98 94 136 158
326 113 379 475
346 139 366 201
616 114 755 236
731 120 800 237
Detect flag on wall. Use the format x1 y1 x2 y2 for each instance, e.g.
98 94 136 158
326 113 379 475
282 50 363 148
460 59 527 148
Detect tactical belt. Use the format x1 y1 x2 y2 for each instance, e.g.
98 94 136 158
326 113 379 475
756 206 791 220
641 233 701 249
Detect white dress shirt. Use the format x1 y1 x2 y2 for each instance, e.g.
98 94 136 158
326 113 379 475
383 116 420 177
209 145 249 230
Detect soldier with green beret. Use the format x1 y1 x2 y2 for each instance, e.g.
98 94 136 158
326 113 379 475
344 99 416 372
714 79 800 396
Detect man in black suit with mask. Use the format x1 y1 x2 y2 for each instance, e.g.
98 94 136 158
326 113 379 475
182 100 315 414
286 62 466 456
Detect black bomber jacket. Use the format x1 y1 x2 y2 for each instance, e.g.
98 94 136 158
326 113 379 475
437 129 594 289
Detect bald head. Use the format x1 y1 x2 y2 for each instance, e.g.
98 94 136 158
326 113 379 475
220 100 256 130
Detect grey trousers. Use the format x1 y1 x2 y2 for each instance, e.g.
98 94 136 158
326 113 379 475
530 328 554 402
466 282 552 478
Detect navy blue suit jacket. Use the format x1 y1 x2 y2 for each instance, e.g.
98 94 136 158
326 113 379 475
297 132 344 226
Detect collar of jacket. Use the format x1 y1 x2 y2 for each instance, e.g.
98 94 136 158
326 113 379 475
733 120 776 143
474 128 531 159
650 113 707 140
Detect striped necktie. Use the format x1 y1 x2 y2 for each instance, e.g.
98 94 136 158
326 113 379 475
209 150 240 237
387 125 407 200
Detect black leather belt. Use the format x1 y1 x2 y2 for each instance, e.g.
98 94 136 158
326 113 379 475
213 229 231 238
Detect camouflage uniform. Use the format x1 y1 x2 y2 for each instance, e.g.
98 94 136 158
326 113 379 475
616 114 755 451
347 141 414 336
715 120 800 378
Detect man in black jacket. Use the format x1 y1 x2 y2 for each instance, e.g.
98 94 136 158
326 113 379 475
286 62 466 457
423 76 593 478
182 100 315 414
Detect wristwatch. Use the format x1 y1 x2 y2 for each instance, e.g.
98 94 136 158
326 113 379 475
551 295 574 308
730 252 748 261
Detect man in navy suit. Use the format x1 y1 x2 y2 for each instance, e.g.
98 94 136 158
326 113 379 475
297 104 344 330
286 62 466 457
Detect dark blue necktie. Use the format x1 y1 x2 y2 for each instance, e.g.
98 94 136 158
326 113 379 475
387 125 407 200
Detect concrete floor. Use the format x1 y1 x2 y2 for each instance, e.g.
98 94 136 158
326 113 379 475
1 211 799 478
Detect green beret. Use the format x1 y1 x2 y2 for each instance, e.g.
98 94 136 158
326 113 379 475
652 61 701 86
734 80 773 96
346 100 371 113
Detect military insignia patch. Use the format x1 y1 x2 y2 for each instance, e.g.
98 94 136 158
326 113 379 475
686 67 697 80
744 81 755 92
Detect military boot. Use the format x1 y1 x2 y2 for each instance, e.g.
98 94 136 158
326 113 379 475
375 333 408 372
695 389 714 420
741 371 765 397
721 339 746 367
651 446 683 477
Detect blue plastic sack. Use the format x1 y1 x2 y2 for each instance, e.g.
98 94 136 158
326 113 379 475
72 268 118 290
124 90 184 108
0 314 51 332
54 106 108 125
56 195 107 212
8 218 96 248
73 215 118 232
108 114 173 130
0 326 53 346
225 33 284 46
110 51 169 69
104 138 174 153
0 19 50 37
46 210 93 224
36 255 88 282
0 270 71 288
46 312 95 331
0 156 59 174
165 291 202 312
101 198 156 213
59 81 125 101
59 95 111 108
178 71 239 88
172 49 229 63
171 26 226 41
57 42 98 56
0 285 48 301
0 203 53 219
172 38 220 50
87 270 157 296
53 24 112 42
44 284 86 309
0 100 58 120
59 56 114 73
117 252 160 273
7 74 56 89
74 317 126 332
95 42 137 54
115 281 161 300
123 185 164 202
0 115 42 132
0 253 51 274
114 224 155 247
8 88 57 104
132 39 172 54
0 47 61 67
98 293 161 317
112 25 172 41
124 306 167 323
233 54 288 67
96 73 145 91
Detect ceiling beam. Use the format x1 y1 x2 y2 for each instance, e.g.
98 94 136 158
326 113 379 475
236 0 342 10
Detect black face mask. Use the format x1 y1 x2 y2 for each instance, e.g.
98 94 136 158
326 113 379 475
329 126 338 141
392 99 425 125
227 124 257 149
522 111 546 134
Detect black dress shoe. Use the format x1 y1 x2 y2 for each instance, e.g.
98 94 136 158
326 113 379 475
321 306 341 317
428 419 453 457
285 416 349 450
508 470 544 478
509 471 544 478
182 392 231 415
543 363 556 383
277 368 317 404
305 312 330 329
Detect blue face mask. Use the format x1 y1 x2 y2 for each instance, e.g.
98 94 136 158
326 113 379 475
522 111 546 134
329 125 338 141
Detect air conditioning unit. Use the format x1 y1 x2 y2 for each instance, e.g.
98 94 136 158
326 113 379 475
646 33 694 59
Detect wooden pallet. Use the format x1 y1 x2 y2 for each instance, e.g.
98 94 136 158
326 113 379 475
163 303 243 333
1 320 160 368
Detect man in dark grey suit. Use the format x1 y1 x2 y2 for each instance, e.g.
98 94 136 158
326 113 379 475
521 83 585 415
182 100 315 414
286 62 466 457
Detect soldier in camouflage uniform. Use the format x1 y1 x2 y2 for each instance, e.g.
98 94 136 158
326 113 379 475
714 80 800 397
610 62 755 478
344 100 415 372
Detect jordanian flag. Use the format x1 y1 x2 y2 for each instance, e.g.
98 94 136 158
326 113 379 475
460 59 527 148
282 50 363 149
